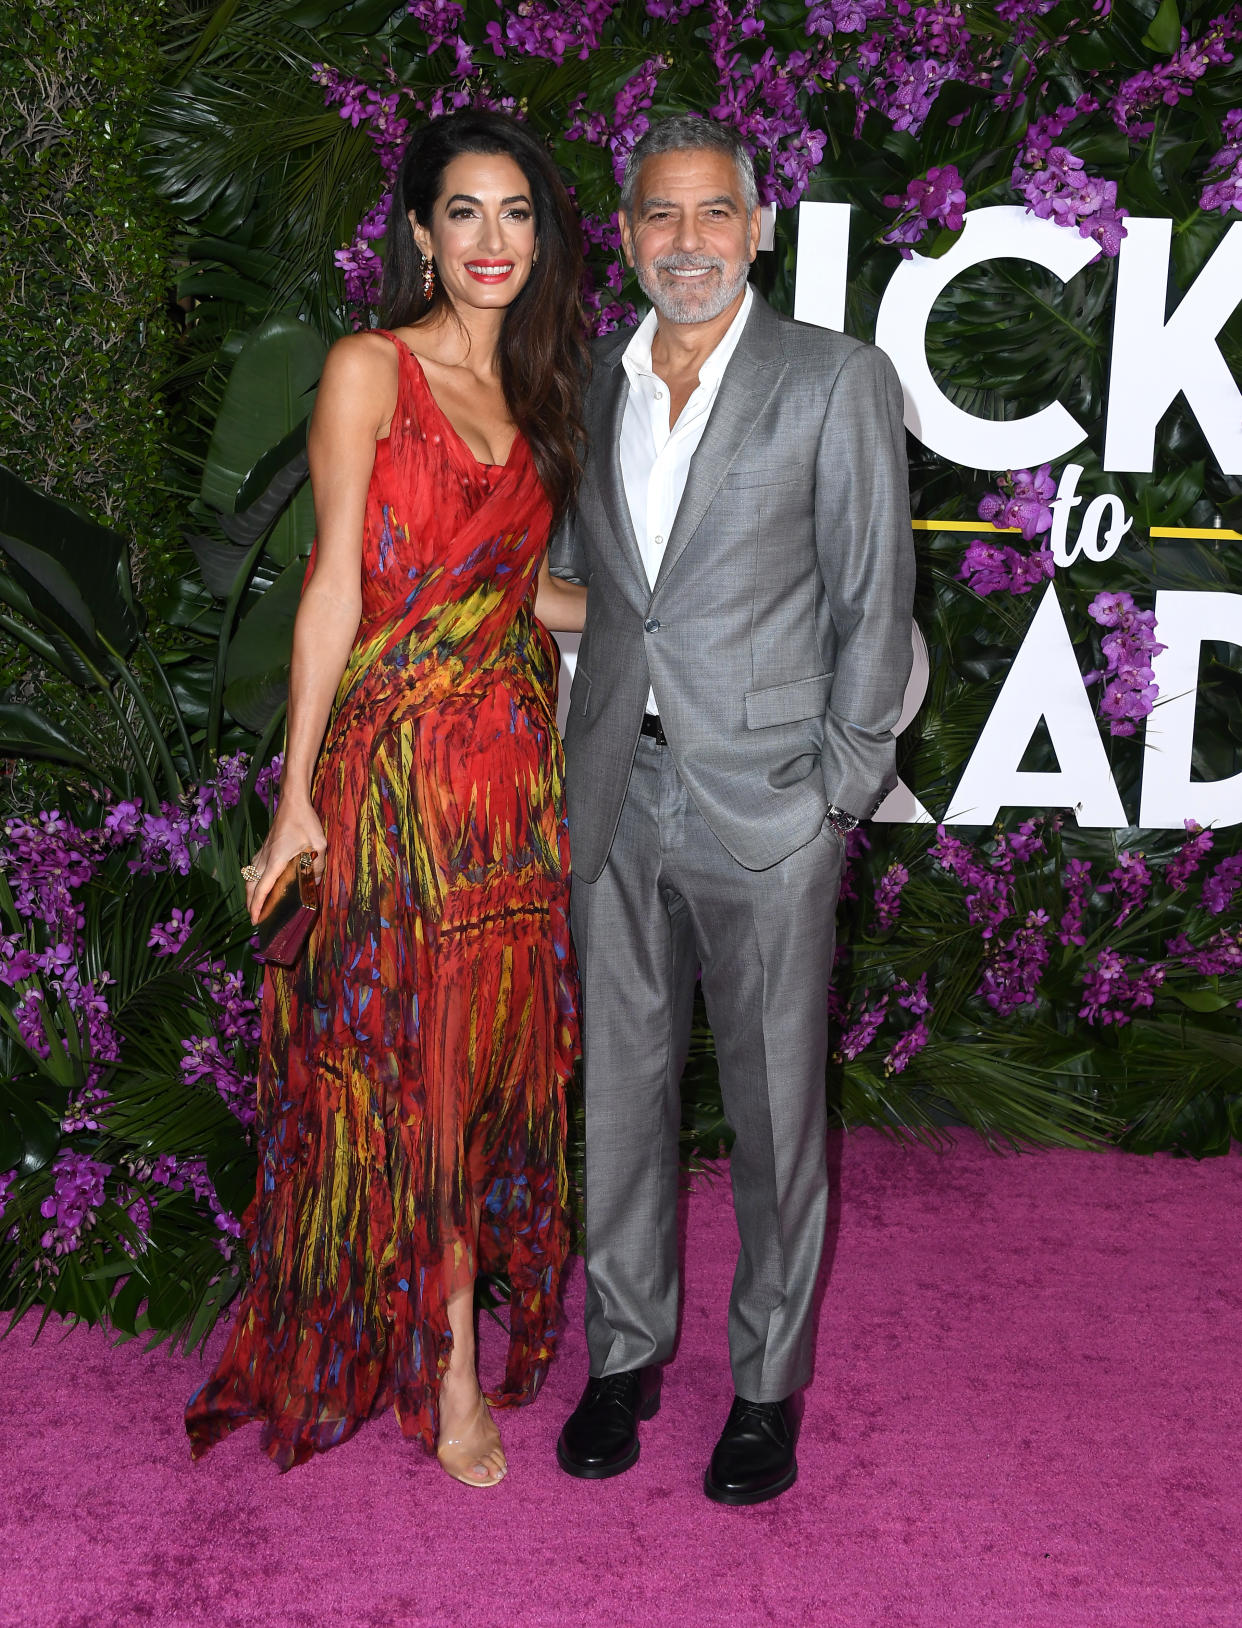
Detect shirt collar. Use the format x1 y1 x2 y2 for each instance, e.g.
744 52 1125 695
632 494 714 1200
621 283 754 390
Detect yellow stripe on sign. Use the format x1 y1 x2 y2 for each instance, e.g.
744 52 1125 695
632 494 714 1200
1148 525 1242 540
911 519 1021 533
912 520 1241 540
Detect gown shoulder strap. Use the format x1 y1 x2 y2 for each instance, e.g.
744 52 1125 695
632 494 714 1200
370 326 405 353
368 327 418 374
366 328 423 443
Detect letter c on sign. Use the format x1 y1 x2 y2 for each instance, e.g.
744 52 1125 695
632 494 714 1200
873 206 1098 472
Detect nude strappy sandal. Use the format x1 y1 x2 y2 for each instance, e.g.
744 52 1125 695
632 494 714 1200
436 1395 508 1487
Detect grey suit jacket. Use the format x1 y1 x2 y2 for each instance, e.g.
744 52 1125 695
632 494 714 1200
550 290 916 881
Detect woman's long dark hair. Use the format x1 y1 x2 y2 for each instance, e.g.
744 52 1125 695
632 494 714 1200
382 110 588 521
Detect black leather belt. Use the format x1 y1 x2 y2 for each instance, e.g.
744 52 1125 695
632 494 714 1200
639 713 668 746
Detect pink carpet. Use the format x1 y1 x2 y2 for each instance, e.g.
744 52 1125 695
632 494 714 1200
2 1131 1239 1628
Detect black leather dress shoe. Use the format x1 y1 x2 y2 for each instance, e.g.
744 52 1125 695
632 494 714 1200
704 1395 800 1506
556 1368 662 1479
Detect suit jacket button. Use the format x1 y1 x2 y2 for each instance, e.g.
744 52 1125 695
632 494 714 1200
644 618 660 632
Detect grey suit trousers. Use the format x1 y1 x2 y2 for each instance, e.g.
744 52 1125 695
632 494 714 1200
573 735 843 1402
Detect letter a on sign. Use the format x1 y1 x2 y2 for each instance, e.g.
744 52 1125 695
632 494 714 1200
946 584 1127 827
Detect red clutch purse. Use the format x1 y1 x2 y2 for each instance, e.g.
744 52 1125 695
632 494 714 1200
253 850 319 966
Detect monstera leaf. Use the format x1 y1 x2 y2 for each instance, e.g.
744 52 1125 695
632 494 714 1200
223 556 306 731
0 704 104 781
0 466 177 800
0 466 143 661
200 314 326 566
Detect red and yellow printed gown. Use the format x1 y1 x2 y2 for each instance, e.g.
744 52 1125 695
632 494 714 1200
185 333 576 1470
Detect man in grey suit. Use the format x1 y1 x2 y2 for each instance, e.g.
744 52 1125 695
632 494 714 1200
552 115 915 1505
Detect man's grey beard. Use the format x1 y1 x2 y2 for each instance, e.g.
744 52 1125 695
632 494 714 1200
635 252 750 324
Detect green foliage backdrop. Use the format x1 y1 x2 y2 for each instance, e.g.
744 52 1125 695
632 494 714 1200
0 0 176 568
0 0 180 811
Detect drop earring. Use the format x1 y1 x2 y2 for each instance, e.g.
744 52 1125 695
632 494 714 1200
421 256 435 300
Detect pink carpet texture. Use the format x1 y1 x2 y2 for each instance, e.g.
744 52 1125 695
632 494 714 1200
2 1130 1240 1628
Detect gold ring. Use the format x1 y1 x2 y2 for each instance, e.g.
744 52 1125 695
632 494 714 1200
240 863 261 883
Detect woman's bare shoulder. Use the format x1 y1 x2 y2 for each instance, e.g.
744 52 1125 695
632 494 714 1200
321 329 400 386
314 332 402 435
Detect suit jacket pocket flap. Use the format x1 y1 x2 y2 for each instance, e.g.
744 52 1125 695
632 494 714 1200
722 465 815 491
744 671 832 729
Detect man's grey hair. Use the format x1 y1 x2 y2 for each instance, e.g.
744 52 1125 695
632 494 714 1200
619 115 760 218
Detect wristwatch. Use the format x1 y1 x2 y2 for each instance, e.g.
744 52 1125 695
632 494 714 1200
825 805 859 839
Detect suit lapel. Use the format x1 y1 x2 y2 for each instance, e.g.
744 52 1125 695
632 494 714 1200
652 294 788 597
591 348 649 603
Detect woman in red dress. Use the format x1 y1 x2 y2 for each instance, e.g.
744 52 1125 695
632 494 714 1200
185 111 588 1486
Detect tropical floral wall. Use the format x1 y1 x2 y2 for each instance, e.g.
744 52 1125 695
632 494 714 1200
1 0 1240 1343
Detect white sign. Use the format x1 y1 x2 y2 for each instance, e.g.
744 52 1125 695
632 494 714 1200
1105 218 1242 476
1049 463 1131 567
796 203 1242 475
794 204 1242 831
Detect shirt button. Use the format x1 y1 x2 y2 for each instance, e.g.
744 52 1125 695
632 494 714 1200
644 618 660 633
653 534 664 547
654 388 663 399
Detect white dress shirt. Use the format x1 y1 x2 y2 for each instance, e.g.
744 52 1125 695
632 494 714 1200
619 285 754 714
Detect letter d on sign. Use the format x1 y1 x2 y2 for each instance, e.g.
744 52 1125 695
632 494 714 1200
1139 591 1242 830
